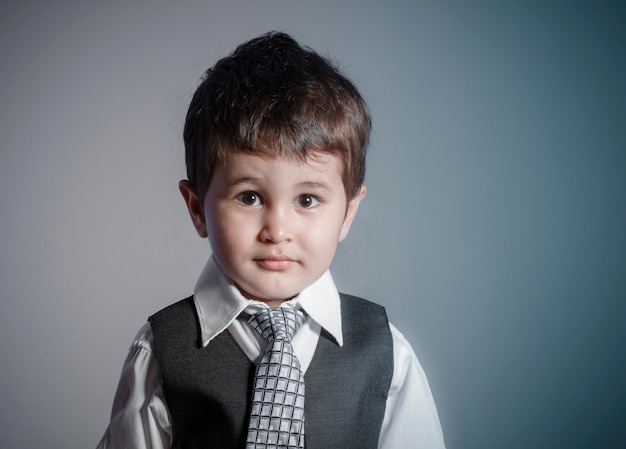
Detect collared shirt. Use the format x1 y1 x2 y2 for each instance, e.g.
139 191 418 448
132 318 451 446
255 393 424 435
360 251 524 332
96 257 446 448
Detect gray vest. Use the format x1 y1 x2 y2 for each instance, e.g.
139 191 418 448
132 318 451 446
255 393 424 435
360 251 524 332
149 293 393 448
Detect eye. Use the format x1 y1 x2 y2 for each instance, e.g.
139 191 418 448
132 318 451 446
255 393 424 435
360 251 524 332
296 194 320 208
236 191 262 206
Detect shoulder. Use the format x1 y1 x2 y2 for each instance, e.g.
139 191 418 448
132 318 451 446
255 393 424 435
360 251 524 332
387 322 428 378
113 322 160 383
129 321 156 354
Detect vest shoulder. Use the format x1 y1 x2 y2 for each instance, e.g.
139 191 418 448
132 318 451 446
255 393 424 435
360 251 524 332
337 293 391 341
338 292 386 315
149 296 195 328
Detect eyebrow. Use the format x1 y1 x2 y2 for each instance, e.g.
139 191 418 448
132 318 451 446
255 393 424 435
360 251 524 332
226 177 260 189
226 178 333 192
296 181 333 192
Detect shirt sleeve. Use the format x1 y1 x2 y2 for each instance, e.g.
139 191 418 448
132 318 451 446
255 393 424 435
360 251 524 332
378 323 446 449
96 322 172 449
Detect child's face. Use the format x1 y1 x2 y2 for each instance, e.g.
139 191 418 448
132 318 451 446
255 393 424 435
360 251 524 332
180 152 366 306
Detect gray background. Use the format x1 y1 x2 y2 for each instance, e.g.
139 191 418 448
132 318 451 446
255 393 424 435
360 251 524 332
1 1 624 448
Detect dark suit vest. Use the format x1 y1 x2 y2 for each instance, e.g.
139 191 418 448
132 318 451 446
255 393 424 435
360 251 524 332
149 293 393 448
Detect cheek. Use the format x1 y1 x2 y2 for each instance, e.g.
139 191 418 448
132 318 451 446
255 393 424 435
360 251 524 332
206 212 237 255
302 214 345 250
208 210 258 256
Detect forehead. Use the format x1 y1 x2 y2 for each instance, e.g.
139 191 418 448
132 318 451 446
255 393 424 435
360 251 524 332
215 151 344 184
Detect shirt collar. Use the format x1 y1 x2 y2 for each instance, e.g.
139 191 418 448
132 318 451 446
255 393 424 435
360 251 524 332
193 256 344 347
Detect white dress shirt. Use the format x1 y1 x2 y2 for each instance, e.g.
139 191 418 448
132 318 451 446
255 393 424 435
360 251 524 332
96 257 445 448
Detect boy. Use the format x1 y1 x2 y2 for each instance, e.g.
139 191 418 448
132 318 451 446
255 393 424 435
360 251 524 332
97 32 445 449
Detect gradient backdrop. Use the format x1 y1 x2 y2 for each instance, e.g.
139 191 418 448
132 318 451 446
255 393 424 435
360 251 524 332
1 1 624 448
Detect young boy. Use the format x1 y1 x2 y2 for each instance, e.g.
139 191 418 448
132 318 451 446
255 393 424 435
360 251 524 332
97 32 445 449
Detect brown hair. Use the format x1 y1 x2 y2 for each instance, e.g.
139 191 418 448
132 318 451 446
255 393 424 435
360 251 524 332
183 31 371 199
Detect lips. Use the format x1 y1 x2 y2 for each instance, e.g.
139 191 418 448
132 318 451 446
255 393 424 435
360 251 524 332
254 255 295 271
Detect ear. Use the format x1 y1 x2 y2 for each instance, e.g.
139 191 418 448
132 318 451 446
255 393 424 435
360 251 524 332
179 180 208 238
339 185 367 242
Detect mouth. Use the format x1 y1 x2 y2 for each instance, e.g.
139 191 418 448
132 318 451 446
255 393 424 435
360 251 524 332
254 255 295 271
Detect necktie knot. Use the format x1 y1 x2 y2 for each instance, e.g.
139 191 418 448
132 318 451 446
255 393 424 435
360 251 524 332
248 308 304 343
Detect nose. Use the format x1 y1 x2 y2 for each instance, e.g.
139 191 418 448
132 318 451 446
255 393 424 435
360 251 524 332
259 205 293 244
